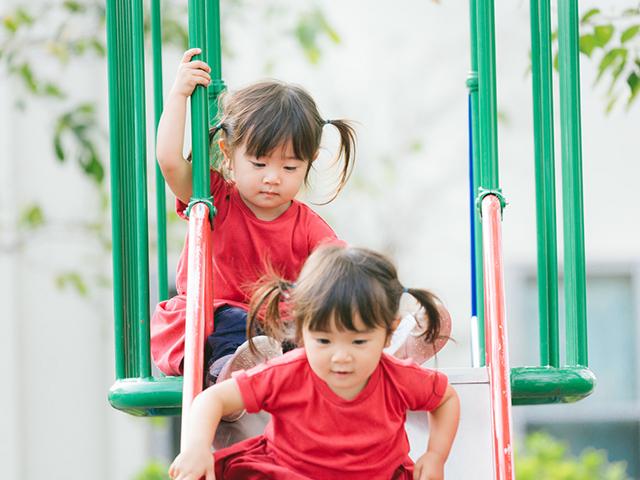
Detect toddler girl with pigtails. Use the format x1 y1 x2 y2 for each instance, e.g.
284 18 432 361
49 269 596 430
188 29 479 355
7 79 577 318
150 48 356 413
169 244 460 480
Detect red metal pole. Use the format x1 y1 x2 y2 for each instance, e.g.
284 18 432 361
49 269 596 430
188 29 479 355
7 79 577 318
481 194 515 480
180 203 214 444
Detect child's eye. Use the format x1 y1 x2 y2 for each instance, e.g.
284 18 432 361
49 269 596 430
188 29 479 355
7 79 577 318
353 339 368 345
284 166 298 172
315 338 330 345
251 161 266 168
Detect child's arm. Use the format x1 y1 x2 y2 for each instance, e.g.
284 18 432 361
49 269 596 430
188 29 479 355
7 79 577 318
414 385 460 480
156 48 211 205
168 379 245 480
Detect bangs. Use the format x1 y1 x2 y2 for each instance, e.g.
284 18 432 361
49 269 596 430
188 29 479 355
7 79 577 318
240 90 319 161
305 273 390 333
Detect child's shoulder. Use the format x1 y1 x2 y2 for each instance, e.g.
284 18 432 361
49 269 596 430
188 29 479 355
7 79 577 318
380 352 441 377
240 347 307 378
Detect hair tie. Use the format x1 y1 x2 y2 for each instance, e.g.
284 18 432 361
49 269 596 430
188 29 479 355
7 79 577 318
323 119 332 126
402 286 409 294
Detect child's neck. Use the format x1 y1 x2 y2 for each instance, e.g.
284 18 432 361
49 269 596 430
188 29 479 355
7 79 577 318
238 193 292 221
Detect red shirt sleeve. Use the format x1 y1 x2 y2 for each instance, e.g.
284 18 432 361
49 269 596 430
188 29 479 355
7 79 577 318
232 350 305 413
175 169 227 219
386 356 449 411
305 209 345 252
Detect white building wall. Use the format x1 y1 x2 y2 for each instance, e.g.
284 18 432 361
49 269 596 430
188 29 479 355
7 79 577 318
1 0 637 478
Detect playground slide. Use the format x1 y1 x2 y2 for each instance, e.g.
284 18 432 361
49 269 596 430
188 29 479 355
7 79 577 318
214 367 495 478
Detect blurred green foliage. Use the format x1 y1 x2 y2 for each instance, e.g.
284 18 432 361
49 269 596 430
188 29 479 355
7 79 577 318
515 432 630 480
133 461 170 480
576 5 640 112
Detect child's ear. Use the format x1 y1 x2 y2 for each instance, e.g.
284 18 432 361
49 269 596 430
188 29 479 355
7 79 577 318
218 138 230 159
218 139 233 172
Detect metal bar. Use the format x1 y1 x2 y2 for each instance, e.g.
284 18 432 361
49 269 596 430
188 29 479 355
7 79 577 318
109 0 139 378
206 0 226 127
180 204 213 442
558 0 588 367
131 0 151 378
530 0 560 367
151 0 169 302
188 0 210 200
468 0 485 365
476 0 500 189
481 195 515 480
511 365 595 405
105 0 125 379
121 0 139 378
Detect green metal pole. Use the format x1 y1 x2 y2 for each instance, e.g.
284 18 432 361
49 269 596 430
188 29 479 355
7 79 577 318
558 0 588 367
476 0 500 189
530 0 560 368
131 0 151 378
206 0 226 127
106 0 125 380
188 0 210 200
467 0 486 365
107 0 140 378
151 0 169 302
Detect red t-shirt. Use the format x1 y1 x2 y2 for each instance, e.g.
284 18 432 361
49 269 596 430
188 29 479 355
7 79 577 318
177 170 338 309
150 171 339 375
229 349 448 479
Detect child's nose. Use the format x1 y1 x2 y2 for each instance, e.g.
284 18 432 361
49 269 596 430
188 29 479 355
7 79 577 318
332 348 352 363
263 168 280 184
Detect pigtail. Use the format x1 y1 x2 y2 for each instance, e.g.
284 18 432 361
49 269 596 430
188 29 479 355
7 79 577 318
322 119 356 203
185 122 227 163
404 288 446 344
247 277 294 354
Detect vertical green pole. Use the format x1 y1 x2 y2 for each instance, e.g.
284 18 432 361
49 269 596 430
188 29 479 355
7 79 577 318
530 0 560 368
188 0 210 200
558 1 588 367
467 0 486 365
131 0 151 377
476 0 500 189
106 0 125 379
106 0 140 378
151 0 169 302
206 0 226 127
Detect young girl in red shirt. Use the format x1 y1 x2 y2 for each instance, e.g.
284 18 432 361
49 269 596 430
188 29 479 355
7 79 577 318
169 244 460 480
150 48 356 390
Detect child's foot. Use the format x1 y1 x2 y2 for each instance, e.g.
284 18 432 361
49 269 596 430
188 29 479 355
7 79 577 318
217 336 283 422
205 354 233 388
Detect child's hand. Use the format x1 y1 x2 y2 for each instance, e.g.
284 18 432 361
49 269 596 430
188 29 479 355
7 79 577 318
169 48 212 98
168 446 215 480
413 451 445 480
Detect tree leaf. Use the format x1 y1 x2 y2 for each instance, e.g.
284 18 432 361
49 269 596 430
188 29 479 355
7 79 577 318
580 8 600 25
620 25 640 43
63 1 85 13
579 34 597 57
55 272 88 297
627 72 640 105
19 204 45 229
596 48 627 83
53 133 65 161
2 16 18 33
594 25 615 47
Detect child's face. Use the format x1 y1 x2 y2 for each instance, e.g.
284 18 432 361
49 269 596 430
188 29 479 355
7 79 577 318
302 315 395 401
221 139 308 221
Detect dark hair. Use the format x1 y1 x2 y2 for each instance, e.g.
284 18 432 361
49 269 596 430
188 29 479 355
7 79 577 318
247 244 445 352
206 80 356 202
